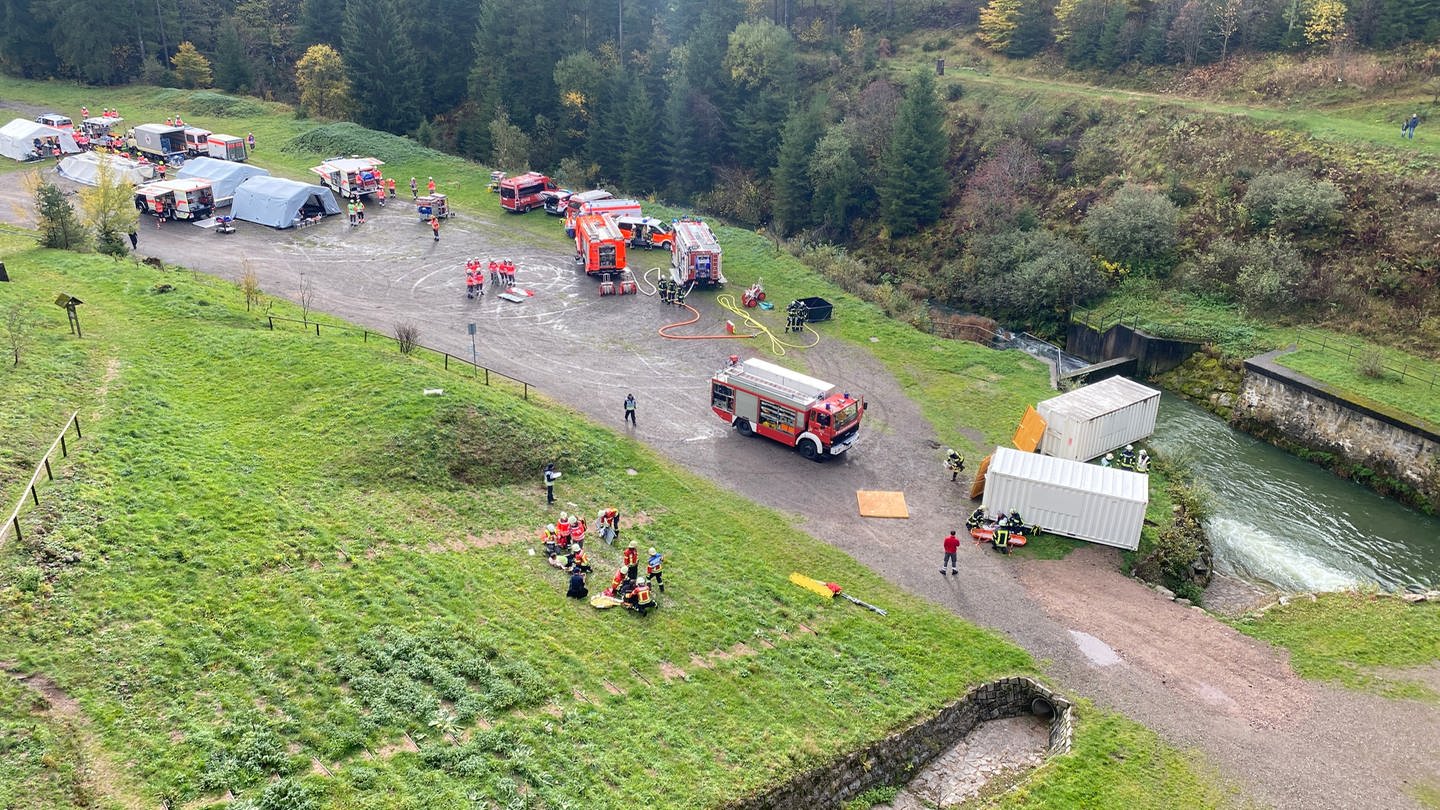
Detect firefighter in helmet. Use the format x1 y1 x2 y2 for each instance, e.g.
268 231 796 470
945 448 965 482
992 526 1012 555
966 507 986 531
623 540 640 582
625 576 655 615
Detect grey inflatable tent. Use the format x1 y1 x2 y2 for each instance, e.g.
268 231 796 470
57 152 153 186
175 157 269 204
230 176 340 228
0 118 80 161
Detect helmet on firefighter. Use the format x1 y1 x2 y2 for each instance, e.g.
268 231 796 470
636 577 648 586
1105 453 1114 460
1126 444 1134 451
627 540 637 549
648 547 657 555
547 524 556 534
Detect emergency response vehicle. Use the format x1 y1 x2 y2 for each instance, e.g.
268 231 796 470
206 134 248 162
183 128 212 156
615 215 675 250
671 217 725 287
312 157 384 197
498 172 558 213
131 124 187 162
562 189 615 235
566 197 642 238
710 356 864 461
35 113 72 129
540 189 573 215
573 213 629 277
133 179 215 222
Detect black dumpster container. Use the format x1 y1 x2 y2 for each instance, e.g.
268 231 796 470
791 296 833 322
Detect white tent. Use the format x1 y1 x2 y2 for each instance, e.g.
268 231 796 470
230 176 340 228
57 152 153 186
175 157 270 204
0 118 81 161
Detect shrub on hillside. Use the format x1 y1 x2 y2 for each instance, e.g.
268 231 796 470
1242 170 1345 238
1081 184 1179 274
957 228 1103 331
283 123 446 164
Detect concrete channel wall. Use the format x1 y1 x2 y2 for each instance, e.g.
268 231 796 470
1066 322 1202 378
723 677 1073 810
1235 350 1440 511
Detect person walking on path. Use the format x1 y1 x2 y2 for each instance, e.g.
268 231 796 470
1403 113 1420 140
543 463 561 504
431 216 441 241
624 393 637 426
246 132 256 152
945 449 965 482
410 177 419 200
427 176 437 195
942 530 960 575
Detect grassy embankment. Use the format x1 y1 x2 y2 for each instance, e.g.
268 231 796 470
1230 592 1440 701
0 239 1233 807
1090 279 1440 429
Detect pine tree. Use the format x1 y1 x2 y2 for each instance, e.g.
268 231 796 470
620 78 662 195
661 74 706 199
298 0 346 48
343 0 421 133
979 0 1022 51
771 104 823 236
34 179 87 251
808 128 865 234
213 22 252 92
879 71 948 238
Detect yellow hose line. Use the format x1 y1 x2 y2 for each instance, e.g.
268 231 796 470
715 293 819 356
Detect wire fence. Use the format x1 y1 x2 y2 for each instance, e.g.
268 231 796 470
2 411 82 548
264 314 536 399
1291 327 1440 390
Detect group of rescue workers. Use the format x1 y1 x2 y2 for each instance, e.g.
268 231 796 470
465 259 519 298
965 507 1034 554
542 507 665 616
1100 444 1150 472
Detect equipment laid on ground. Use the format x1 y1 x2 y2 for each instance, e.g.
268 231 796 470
131 123 187 163
574 213 629 277
741 279 766 308
969 523 1030 548
417 193 450 220
671 218 725 287
214 216 236 234
183 127 211 156
206 133 248 162
498 171 558 212
615 215 675 250
487 170 504 192
133 179 215 221
312 156 385 197
983 446 1148 550
710 356 864 461
599 269 639 296
1036 376 1160 462
789 573 887 616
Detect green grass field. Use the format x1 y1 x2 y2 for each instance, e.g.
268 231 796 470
1230 592 1440 700
0 243 1232 808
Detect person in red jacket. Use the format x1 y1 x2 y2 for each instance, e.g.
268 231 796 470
622 540 639 582
942 530 960 576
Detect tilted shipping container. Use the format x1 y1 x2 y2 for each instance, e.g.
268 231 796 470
982 447 1149 551
1036 376 1160 462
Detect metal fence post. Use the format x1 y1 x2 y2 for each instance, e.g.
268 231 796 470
44 459 52 480
60 435 67 457
29 485 38 505
73 416 81 439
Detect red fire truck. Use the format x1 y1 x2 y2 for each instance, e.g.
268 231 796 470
498 171 558 213
671 217 725 287
710 356 864 461
574 213 629 277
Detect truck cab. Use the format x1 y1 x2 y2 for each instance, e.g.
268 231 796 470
562 189 615 235
574 213 629 277
183 128 212 156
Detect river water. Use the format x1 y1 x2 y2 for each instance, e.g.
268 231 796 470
1150 394 1440 593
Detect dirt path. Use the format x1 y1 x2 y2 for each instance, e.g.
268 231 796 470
3 182 1438 808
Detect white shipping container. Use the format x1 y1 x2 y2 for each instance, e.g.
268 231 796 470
982 447 1148 551
1037 376 1161 462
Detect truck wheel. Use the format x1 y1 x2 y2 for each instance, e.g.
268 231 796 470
798 439 820 461
735 418 753 437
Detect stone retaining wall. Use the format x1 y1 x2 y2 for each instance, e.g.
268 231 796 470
1236 351 1440 512
1066 322 1202 378
723 677 1072 810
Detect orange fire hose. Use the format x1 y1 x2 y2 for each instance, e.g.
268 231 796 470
657 302 758 340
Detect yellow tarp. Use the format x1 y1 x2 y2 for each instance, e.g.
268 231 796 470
968 454 993 500
856 490 909 519
1012 406 1047 453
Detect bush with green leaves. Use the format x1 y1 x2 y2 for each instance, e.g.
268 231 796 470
1242 170 1345 238
33 180 88 251
1081 184 1178 274
1189 234 1309 313
958 227 1103 332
